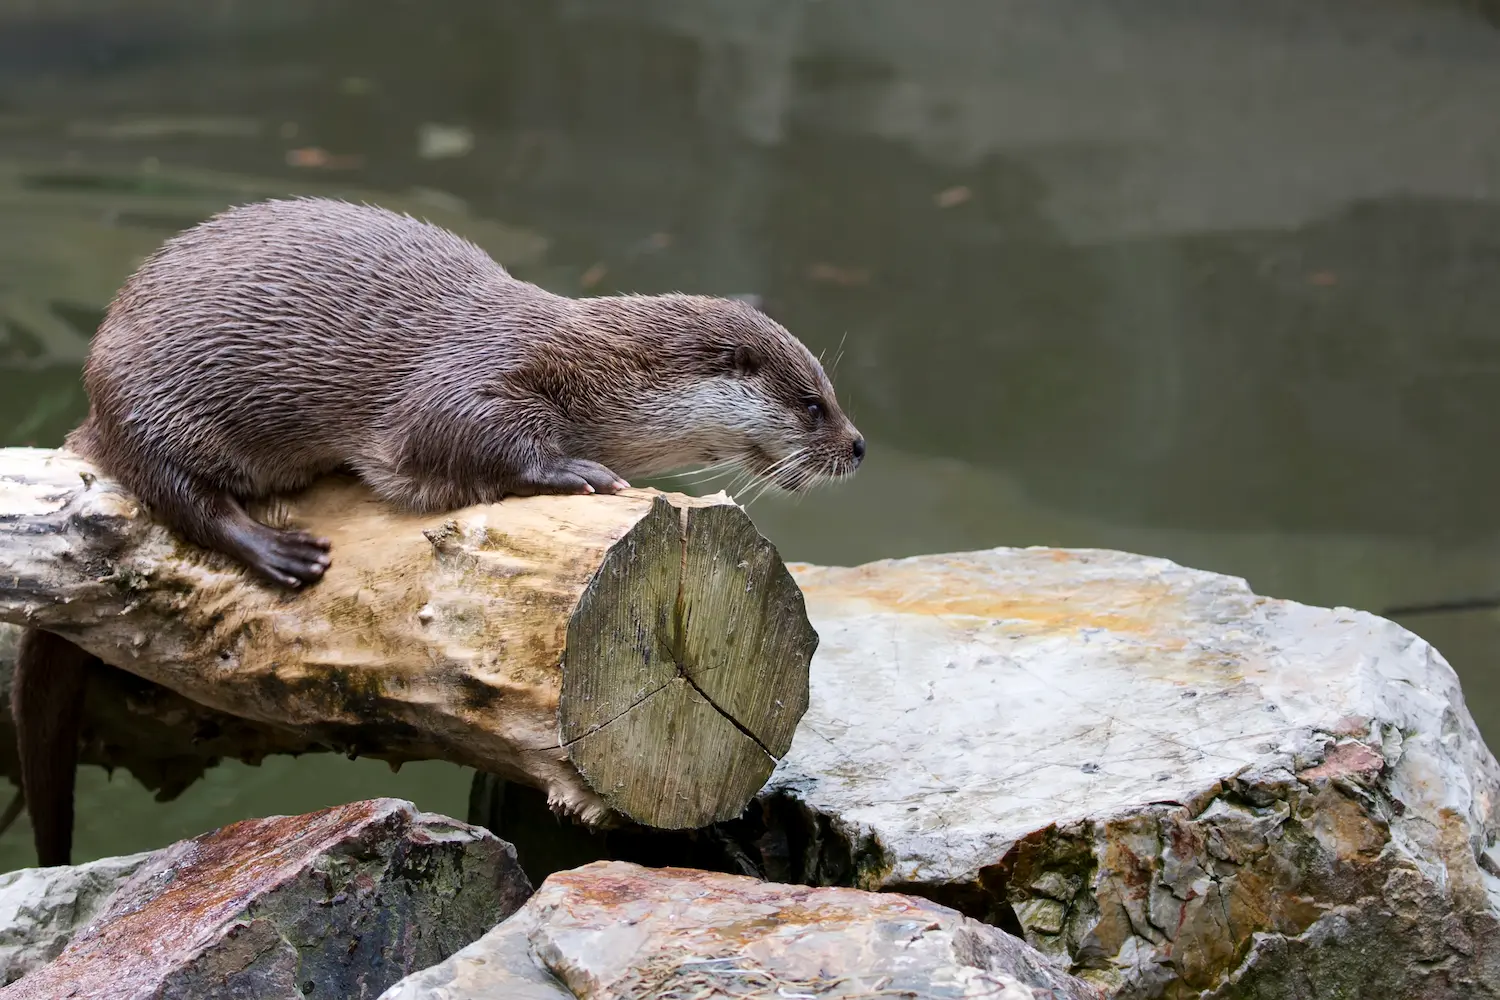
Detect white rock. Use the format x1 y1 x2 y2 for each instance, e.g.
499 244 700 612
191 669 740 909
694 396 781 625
377 904 572 1000
740 547 1500 997
0 851 151 985
380 861 1101 999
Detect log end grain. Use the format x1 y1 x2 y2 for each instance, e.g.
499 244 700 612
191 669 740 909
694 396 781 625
560 498 817 829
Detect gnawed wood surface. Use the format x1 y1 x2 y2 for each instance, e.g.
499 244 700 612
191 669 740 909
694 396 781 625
0 447 817 830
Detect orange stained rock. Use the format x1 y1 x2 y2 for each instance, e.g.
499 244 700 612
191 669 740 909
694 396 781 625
791 552 1191 638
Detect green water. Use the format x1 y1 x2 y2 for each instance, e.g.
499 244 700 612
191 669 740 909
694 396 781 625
5 0 1500 871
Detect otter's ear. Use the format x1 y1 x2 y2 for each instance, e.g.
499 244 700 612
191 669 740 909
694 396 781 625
730 344 761 376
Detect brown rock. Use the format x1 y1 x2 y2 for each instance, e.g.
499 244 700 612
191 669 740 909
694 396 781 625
380 860 1101 999
2 798 530 1000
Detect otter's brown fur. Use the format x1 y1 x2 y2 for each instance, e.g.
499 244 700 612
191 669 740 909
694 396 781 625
72 197 862 585
16 196 862 865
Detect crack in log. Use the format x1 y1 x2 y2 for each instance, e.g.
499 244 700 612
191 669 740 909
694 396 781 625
680 669 775 762
672 506 775 763
558 675 676 750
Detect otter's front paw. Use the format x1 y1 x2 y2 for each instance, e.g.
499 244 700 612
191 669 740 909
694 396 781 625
519 459 630 496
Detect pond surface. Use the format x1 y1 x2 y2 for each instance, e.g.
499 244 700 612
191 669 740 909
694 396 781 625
4 0 1500 871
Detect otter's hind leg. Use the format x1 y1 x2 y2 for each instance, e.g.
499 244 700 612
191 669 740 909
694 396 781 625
126 460 331 588
212 496 332 588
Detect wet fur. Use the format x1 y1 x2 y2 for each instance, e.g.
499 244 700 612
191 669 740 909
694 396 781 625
16 196 863 865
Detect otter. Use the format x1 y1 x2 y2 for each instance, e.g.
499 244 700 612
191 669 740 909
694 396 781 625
15 197 864 865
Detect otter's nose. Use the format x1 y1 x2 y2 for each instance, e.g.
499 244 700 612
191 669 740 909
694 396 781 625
851 436 866 466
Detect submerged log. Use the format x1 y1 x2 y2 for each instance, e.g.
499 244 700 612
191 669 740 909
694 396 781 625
0 447 817 831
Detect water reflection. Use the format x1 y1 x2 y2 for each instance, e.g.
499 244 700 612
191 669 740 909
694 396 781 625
3 0 1500 869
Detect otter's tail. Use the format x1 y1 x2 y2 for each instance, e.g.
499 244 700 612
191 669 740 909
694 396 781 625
12 628 94 867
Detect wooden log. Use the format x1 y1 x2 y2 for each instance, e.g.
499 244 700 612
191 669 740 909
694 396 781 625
0 447 817 830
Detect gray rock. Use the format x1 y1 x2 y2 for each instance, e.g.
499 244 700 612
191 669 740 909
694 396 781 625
0 849 152 984
379 904 572 1000
738 547 1500 997
2 798 530 999
380 860 1100 999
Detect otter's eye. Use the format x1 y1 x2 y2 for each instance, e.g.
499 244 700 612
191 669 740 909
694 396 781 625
805 401 824 421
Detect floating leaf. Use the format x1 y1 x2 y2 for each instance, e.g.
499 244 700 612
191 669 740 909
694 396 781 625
285 148 364 170
806 262 870 287
935 185 972 208
418 123 474 160
580 263 608 289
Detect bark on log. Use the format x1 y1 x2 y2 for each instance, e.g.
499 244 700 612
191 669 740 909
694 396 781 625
0 447 817 830
0 622 326 803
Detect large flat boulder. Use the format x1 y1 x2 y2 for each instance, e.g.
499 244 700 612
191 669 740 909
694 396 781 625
380 860 1101 999
1 798 530 999
715 547 1500 998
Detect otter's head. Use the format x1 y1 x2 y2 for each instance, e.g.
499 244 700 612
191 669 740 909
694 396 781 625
627 295 865 493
